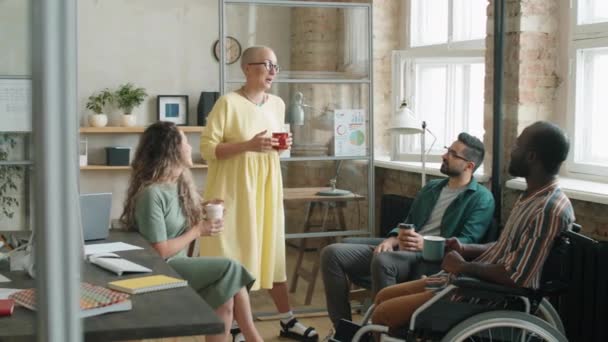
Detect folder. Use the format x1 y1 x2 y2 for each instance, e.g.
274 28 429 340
108 275 188 294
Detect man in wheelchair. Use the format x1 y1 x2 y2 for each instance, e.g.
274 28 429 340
334 121 575 342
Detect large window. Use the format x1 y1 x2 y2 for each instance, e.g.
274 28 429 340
391 0 486 161
569 0 608 177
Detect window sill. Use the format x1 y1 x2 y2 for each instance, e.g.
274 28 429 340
506 177 608 205
374 156 490 183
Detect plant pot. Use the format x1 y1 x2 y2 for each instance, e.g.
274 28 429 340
120 114 137 127
88 114 108 127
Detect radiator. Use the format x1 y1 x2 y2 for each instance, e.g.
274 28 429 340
558 231 608 342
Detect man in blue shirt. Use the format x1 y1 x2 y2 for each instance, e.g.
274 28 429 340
321 133 495 328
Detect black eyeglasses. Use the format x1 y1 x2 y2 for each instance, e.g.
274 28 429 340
444 146 470 162
248 60 280 73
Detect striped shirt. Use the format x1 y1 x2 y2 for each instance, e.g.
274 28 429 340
425 180 574 291
474 180 574 288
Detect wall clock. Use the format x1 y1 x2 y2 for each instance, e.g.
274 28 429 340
213 36 242 65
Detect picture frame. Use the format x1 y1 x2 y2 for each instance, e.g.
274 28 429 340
157 95 188 125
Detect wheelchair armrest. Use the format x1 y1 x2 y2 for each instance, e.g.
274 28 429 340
538 280 568 297
452 276 532 297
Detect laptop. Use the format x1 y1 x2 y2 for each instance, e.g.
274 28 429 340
80 193 112 241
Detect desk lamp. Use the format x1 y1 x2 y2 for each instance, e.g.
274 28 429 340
316 160 352 196
389 101 436 187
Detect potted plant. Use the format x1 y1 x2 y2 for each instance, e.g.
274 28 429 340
86 89 113 127
0 134 23 220
115 83 148 127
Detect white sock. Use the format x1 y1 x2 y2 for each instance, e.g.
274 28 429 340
280 311 318 337
231 320 239 330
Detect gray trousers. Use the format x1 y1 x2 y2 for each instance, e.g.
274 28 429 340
320 237 426 327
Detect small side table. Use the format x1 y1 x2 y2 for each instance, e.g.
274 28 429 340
284 187 365 305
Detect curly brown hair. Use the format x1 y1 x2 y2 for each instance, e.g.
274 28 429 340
120 121 202 231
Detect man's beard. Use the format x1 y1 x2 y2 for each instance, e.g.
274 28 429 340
440 161 463 177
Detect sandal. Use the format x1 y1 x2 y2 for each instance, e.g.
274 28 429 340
231 327 243 342
279 318 319 342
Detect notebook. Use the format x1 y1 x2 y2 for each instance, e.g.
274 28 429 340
88 253 152 276
108 275 188 294
80 193 112 241
9 282 131 318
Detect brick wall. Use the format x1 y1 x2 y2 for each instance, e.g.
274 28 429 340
375 0 608 241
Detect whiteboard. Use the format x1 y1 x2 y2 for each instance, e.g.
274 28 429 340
0 78 32 132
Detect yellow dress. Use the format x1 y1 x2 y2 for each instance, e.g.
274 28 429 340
199 92 286 290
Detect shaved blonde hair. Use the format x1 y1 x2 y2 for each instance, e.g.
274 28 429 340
240 45 274 70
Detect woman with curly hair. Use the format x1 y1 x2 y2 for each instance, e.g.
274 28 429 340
120 121 262 342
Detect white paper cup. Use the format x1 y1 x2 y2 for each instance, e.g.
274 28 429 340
204 203 224 220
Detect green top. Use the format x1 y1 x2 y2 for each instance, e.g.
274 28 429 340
135 183 188 259
133 183 256 309
389 178 495 244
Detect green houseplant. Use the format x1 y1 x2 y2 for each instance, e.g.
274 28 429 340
115 83 147 127
85 89 113 127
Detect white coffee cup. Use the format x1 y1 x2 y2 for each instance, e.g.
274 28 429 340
204 203 224 220
422 236 446 262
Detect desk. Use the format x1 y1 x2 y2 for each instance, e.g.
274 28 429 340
0 231 224 341
284 187 365 305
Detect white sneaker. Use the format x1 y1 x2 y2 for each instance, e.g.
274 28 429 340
233 332 245 342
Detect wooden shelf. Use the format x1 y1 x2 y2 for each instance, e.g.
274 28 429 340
79 126 205 134
81 164 208 171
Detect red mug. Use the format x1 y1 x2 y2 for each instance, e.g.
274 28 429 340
272 132 289 150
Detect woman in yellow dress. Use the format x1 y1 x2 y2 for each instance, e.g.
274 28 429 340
200 46 318 341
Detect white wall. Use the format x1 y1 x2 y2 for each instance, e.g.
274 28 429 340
78 0 293 222
0 0 30 76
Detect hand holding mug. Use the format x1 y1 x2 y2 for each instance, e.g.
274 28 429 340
271 132 289 150
398 226 423 251
248 130 273 152
445 237 464 254
197 219 224 237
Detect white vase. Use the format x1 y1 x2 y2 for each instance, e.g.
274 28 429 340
88 114 108 127
120 114 136 127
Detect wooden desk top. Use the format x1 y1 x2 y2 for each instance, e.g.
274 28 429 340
0 231 224 341
283 187 365 202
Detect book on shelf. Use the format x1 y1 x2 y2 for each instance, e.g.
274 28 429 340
9 282 131 318
108 275 188 294
88 253 152 276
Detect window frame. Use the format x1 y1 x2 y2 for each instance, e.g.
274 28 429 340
391 0 485 162
566 0 608 178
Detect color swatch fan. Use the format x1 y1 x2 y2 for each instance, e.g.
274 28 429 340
9 282 131 318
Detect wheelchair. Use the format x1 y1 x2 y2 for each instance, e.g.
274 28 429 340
341 228 581 342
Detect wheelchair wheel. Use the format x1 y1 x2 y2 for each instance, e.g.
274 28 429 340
534 298 565 335
441 310 567 342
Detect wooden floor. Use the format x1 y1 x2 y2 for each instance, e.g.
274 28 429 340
128 244 366 342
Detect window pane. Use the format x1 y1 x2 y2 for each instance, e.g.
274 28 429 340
411 0 448 46
399 61 484 157
575 48 608 167
467 63 485 139
578 0 608 25
412 64 448 152
453 0 487 41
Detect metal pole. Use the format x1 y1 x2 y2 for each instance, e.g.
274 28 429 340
492 0 505 224
32 0 82 340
